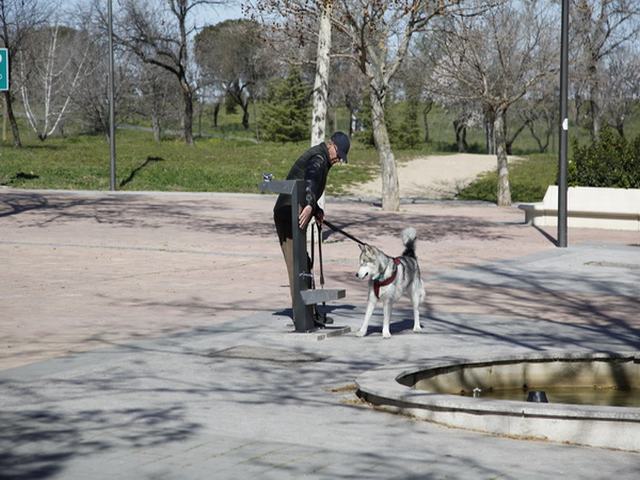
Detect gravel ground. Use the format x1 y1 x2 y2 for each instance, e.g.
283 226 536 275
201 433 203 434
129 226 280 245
347 153 518 199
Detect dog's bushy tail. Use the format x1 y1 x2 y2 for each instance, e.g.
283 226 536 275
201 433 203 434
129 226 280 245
401 227 417 259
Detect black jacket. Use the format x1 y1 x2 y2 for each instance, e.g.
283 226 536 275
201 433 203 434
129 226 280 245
273 143 332 215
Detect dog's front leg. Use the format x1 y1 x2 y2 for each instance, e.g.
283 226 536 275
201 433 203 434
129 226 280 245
382 300 393 338
357 290 377 337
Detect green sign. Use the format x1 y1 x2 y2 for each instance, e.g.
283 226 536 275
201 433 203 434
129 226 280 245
0 48 8 91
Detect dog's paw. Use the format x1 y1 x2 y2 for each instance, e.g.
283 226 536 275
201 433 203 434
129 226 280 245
413 325 423 332
382 331 391 339
356 329 367 337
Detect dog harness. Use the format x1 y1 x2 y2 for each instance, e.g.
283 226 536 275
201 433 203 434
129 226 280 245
373 258 401 299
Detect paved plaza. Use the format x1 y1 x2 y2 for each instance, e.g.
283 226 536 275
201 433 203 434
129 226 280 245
1 187 639 479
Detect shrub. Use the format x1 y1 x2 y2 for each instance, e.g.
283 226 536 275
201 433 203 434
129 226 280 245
569 128 640 188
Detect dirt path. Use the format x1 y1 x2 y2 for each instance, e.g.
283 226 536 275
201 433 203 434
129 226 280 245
347 153 518 199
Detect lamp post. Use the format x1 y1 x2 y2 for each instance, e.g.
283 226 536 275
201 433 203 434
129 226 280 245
557 0 569 247
108 0 117 191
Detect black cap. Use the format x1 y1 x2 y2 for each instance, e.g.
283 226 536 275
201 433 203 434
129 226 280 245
330 131 350 163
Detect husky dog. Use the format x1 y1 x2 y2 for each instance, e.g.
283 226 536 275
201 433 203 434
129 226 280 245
355 228 425 338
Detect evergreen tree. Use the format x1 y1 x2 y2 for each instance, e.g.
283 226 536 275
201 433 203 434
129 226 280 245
224 93 238 114
396 98 421 149
259 69 311 142
356 94 375 146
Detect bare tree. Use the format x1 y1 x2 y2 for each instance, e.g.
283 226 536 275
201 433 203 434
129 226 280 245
112 0 223 145
0 0 50 146
72 28 133 137
331 0 491 211
514 76 558 153
503 109 529 155
600 46 640 137
130 60 182 142
396 53 431 144
429 0 556 206
329 53 366 137
571 0 640 139
17 25 90 141
453 110 472 152
332 1 422 210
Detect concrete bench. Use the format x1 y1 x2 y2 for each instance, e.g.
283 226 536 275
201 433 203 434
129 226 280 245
518 185 640 231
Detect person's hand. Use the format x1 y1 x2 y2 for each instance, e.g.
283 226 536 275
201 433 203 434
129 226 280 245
298 205 313 230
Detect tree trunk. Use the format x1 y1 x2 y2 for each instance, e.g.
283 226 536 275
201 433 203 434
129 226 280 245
485 108 496 155
589 96 601 140
310 1 332 146
370 89 399 211
504 112 528 156
587 60 601 140
422 101 432 143
574 92 584 128
252 98 259 140
348 108 355 137
311 1 333 213
213 102 220 128
180 81 194 145
528 122 550 153
3 91 21 147
506 122 528 155
453 119 467 152
495 108 511 207
151 112 161 143
423 113 430 143
241 100 250 130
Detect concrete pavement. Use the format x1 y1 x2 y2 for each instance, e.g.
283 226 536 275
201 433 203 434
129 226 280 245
1 188 639 479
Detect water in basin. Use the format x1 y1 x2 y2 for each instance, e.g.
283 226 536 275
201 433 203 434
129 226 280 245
469 386 640 407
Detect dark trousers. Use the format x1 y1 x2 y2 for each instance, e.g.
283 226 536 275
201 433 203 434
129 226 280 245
273 206 312 309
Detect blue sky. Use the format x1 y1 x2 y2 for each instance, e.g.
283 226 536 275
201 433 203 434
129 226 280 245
72 0 244 26
192 1 244 24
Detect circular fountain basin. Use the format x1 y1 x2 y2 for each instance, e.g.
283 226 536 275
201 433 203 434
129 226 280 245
355 351 640 451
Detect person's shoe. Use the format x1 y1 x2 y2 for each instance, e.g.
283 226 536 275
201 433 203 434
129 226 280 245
314 310 334 326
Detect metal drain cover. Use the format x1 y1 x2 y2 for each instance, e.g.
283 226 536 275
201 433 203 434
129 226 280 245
209 345 324 363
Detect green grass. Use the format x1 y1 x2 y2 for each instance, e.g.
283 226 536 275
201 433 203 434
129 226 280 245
457 153 557 203
0 127 380 194
2 100 639 202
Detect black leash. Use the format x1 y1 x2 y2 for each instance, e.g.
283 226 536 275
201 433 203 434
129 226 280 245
309 222 316 289
322 219 367 246
310 221 331 325
317 223 325 287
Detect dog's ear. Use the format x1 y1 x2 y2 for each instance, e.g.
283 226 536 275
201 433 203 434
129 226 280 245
358 243 366 252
